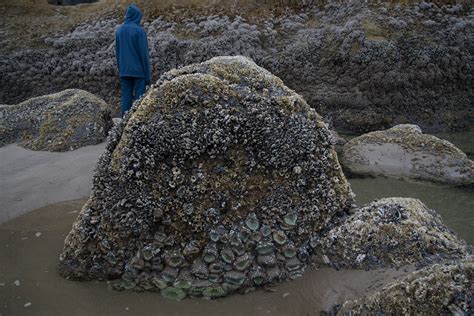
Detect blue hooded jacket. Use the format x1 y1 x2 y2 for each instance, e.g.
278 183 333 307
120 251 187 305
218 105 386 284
115 5 151 84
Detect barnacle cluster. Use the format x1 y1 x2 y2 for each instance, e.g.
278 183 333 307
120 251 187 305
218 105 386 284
1 2 472 132
341 124 474 185
313 197 470 270
58 56 354 299
335 259 474 315
0 89 112 151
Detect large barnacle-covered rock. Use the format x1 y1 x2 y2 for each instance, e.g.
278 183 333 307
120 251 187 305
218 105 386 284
335 259 474 315
58 56 354 298
341 124 474 186
0 89 112 151
314 198 470 269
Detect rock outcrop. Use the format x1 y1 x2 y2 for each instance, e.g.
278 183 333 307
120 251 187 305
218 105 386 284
341 124 474 185
58 56 354 299
313 198 470 269
1 2 472 133
0 89 112 151
336 259 474 315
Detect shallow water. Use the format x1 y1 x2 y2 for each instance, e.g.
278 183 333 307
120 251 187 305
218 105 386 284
434 131 474 159
0 199 412 316
350 177 474 245
342 130 474 245
0 131 471 314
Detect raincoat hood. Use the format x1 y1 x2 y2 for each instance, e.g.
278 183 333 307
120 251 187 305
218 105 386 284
124 4 142 25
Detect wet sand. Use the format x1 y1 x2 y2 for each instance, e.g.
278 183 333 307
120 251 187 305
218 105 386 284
0 143 105 224
0 199 413 316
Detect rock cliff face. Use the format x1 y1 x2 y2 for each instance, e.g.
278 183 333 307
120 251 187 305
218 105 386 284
341 124 474 186
48 0 98 5
1 2 472 132
59 56 354 298
0 89 112 151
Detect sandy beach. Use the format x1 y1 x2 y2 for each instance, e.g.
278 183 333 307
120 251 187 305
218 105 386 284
0 199 414 315
0 143 105 224
0 142 415 315
0 137 471 315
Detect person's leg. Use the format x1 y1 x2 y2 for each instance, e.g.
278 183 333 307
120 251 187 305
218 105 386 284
120 77 134 116
133 77 146 102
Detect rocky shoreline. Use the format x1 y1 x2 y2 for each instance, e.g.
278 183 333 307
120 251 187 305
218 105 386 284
1 2 473 133
52 57 472 313
0 1 473 313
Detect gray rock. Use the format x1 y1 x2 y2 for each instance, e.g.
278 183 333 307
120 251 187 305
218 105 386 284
341 124 474 186
0 89 112 151
58 56 354 297
313 197 470 269
1 3 472 133
335 259 474 315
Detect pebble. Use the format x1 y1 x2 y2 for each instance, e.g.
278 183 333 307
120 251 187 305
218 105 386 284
35 232 42 237
24 302 32 307
14 280 20 286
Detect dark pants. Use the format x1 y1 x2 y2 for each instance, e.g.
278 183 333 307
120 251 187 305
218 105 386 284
120 76 146 116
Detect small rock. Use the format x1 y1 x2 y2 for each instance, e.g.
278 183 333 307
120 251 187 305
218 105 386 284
338 260 473 314
341 124 474 185
0 89 113 151
313 198 469 269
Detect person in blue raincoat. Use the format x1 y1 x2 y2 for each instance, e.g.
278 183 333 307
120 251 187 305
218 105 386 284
115 4 151 116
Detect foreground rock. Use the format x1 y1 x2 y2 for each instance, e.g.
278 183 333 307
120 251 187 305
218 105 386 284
336 259 474 315
59 56 354 299
314 198 470 269
341 124 474 185
0 89 112 151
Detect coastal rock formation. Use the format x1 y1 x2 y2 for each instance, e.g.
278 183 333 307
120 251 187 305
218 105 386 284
0 89 112 151
1 2 472 133
336 259 474 315
313 198 470 269
58 56 354 299
341 124 474 185
329 129 346 155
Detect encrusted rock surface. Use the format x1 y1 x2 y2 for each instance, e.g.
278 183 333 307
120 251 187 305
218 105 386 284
0 89 112 151
335 259 474 315
313 198 470 269
1 2 473 133
58 56 354 299
341 124 474 185
329 129 347 155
